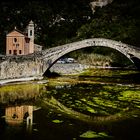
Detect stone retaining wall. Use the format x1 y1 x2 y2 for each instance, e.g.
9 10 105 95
0 58 43 80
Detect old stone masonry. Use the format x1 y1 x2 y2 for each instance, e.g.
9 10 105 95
0 38 140 80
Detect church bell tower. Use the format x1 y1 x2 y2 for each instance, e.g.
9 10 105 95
27 20 34 53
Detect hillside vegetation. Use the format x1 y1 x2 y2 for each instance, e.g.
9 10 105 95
0 0 139 67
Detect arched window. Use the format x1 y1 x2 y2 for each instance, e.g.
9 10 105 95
14 38 17 42
30 30 32 36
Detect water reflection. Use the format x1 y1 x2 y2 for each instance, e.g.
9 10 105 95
0 71 140 140
0 83 43 104
5 105 33 132
5 105 33 125
0 83 44 136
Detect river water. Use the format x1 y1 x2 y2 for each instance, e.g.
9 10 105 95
0 69 140 140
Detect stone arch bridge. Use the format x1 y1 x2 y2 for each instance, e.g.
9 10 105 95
0 38 140 80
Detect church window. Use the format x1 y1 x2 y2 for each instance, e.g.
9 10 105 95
30 30 32 36
14 38 17 42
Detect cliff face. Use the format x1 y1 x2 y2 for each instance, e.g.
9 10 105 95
90 0 113 13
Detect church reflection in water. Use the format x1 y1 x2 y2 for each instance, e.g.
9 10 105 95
5 105 33 125
0 83 44 133
5 105 34 131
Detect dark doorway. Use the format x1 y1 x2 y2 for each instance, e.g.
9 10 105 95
13 50 17 55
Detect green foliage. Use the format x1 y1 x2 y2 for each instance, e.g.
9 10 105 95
77 15 140 47
76 0 140 47
69 46 132 67
0 0 140 72
0 0 140 54
0 0 92 53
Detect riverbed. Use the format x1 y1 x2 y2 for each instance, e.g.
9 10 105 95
0 68 140 140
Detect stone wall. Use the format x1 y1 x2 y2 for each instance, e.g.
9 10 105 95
34 44 43 52
0 57 43 80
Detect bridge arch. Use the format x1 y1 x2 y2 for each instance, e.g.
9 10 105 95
41 38 140 73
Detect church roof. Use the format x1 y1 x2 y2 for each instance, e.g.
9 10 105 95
6 27 30 40
6 26 25 36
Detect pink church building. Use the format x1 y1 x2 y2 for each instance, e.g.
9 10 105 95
6 21 42 55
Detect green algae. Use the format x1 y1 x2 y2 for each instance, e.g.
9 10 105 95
80 131 100 138
79 68 140 84
80 69 139 77
46 78 140 118
79 130 111 139
86 106 97 113
0 83 43 93
52 119 63 123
